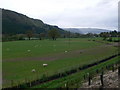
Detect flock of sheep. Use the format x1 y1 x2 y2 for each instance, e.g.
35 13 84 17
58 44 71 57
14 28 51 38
31 50 68 73
6 44 68 73
31 64 48 72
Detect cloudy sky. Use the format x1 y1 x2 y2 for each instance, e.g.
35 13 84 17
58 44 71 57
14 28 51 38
0 0 119 30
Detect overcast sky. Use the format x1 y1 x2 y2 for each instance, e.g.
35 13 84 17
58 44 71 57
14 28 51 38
0 0 119 30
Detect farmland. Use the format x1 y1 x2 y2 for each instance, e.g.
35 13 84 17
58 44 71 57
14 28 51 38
2 38 119 88
33 56 120 88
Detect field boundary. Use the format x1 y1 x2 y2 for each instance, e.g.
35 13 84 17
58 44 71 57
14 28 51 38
2 53 120 89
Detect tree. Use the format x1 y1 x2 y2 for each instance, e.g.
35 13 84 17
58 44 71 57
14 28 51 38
110 30 118 37
100 32 110 40
75 33 80 38
39 33 45 40
26 30 34 40
86 33 94 37
17 34 25 40
48 29 60 40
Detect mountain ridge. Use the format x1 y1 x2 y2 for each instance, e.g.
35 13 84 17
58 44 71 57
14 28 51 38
2 9 66 34
2 9 112 35
63 28 111 34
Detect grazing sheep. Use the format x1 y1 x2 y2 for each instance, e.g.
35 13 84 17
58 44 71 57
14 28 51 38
43 64 48 67
27 50 31 52
31 69 36 72
65 50 68 53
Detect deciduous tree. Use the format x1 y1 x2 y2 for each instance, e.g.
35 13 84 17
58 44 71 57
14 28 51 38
48 29 60 40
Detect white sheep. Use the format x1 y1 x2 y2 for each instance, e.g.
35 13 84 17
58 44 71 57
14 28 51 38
31 69 36 72
65 50 68 53
43 64 48 67
27 50 31 52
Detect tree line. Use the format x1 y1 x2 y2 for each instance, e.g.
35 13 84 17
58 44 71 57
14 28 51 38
2 28 61 41
100 30 120 42
2 29 120 42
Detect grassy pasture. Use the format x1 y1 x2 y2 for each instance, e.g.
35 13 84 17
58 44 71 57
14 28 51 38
2 38 104 59
2 38 118 88
33 56 120 88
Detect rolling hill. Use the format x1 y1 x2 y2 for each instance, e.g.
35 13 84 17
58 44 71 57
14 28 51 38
2 9 66 34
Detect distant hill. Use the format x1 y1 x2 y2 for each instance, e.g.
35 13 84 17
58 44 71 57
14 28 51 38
63 28 111 34
2 9 66 34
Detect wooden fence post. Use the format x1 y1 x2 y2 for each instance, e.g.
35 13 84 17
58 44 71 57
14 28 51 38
66 82 69 90
96 69 99 73
112 65 114 72
11 80 14 87
118 66 120 88
106 66 108 70
118 66 120 76
84 75 86 80
25 78 27 83
100 71 104 87
29 80 31 87
87 73 91 86
18 80 20 88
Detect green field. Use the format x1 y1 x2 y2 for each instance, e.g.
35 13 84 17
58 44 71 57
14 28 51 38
33 56 120 88
2 38 118 88
2 38 104 59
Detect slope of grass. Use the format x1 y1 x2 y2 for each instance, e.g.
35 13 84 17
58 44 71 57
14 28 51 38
2 38 118 88
33 56 119 88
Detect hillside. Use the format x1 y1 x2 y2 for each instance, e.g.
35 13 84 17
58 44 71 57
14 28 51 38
2 9 65 34
63 28 110 34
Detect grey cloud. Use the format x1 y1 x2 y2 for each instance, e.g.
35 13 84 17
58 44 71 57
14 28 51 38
1 0 118 30
44 0 118 30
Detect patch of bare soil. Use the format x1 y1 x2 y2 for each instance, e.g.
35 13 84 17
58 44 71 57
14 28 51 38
81 69 119 88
